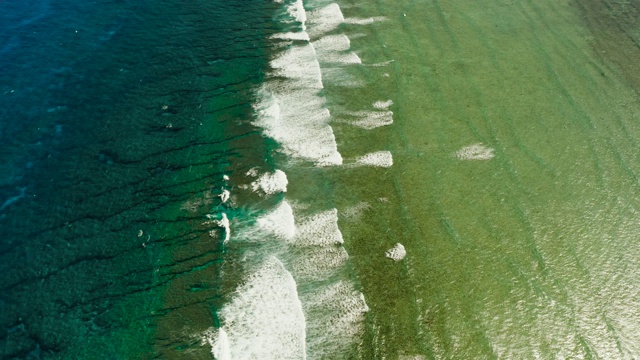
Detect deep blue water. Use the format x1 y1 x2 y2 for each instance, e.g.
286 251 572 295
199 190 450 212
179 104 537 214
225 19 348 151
0 0 276 358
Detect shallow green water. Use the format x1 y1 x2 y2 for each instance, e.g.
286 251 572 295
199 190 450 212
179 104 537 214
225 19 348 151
323 0 640 358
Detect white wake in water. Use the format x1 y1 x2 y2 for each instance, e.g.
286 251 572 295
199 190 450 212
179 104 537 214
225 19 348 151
205 257 307 360
207 0 391 358
455 143 495 160
253 0 343 166
356 151 394 168
251 169 289 195
257 200 297 241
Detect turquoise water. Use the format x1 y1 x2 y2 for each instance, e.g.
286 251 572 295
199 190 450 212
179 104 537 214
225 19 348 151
0 0 275 358
3 0 640 359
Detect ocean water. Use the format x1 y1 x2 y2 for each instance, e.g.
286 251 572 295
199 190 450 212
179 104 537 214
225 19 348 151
2 0 640 359
0 0 276 358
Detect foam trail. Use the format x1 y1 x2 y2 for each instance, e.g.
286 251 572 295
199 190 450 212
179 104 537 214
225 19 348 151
291 246 349 281
356 151 393 168
285 0 307 29
270 0 308 40
257 200 297 241
373 99 393 110
219 189 230 203
307 3 344 38
313 34 351 52
210 257 307 359
251 169 288 195
307 3 386 39
455 143 495 160
254 1 345 166
295 209 344 246
270 44 324 89
209 213 231 244
202 328 230 360
254 88 343 166
313 34 362 64
385 243 407 261
288 209 348 280
271 31 310 41
340 201 371 220
303 281 369 357
344 16 387 25
347 110 394 129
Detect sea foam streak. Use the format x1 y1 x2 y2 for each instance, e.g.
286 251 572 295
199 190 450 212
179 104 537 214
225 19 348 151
289 209 348 281
295 209 344 246
254 89 342 166
347 110 394 129
251 169 288 195
207 257 307 360
373 100 393 110
302 280 369 357
306 3 345 38
216 1 372 358
356 151 393 167
208 213 231 244
307 3 386 39
385 243 407 261
455 143 495 160
254 3 343 166
257 200 297 241
313 34 362 65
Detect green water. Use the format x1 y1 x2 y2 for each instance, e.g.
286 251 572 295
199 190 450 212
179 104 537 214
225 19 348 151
316 0 640 358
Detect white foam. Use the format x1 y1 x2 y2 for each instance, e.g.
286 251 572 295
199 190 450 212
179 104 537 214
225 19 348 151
373 99 393 110
287 0 307 28
208 213 231 244
257 200 297 241
219 189 230 203
270 0 309 41
307 3 345 38
315 281 370 330
455 143 495 160
313 35 362 64
313 34 351 52
306 4 385 39
251 169 288 195
286 208 348 280
348 110 394 129
271 31 310 41
385 243 406 261
344 16 387 25
254 89 343 166
271 44 324 88
202 328 231 360
211 257 307 359
290 246 349 281
315 67 365 87
303 281 369 356
295 208 344 246
340 202 371 220
256 2 345 166
356 151 393 167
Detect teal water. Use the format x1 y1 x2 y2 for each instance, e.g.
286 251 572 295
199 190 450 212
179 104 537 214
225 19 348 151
0 0 276 358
